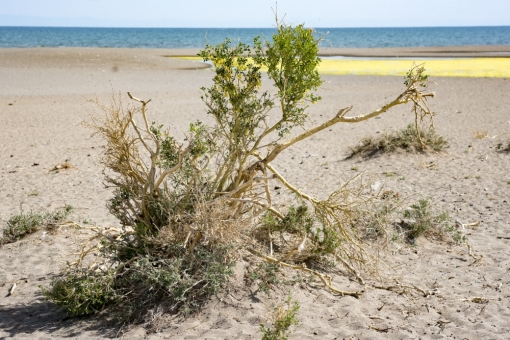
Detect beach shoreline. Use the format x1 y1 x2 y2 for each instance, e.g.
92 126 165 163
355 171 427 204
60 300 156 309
2 46 510 78
1 46 510 339
1 45 510 58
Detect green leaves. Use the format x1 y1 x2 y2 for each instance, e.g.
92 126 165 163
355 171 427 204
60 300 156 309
199 22 323 144
41 269 117 316
200 39 272 144
405 63 429 88
264 23 323 136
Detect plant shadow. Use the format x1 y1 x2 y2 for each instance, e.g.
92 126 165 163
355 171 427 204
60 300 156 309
0 296 119 339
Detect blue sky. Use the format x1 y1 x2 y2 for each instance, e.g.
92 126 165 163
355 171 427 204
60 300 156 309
1 0 509 28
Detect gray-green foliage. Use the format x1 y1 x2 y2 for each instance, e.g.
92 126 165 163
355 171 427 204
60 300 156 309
41 269 117 316
42 244 234 320
348 123 448 158
263 205 339 257
1 205 73 245
248 261 280 296
260 295 300 340
399 199 464 244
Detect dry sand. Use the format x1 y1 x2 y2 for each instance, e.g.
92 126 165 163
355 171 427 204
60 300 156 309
1 47 509 339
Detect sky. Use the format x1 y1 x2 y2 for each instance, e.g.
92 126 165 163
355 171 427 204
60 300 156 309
0 0 509 28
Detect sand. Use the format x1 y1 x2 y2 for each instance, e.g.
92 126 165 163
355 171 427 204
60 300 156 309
1 47 509 339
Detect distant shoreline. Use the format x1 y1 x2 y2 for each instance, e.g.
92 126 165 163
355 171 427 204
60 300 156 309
159 46 510 58
2 46 509 58
2 47 509 77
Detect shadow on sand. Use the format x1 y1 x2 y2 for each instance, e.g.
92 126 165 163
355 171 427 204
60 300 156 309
0 296 118 339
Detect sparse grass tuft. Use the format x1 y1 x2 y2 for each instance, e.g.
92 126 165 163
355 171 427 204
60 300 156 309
1 205 73 244
348 124 448 158
260 294 300 340
395 199 464 244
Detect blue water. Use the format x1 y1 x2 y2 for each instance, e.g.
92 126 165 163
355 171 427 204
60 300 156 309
1 26 509 49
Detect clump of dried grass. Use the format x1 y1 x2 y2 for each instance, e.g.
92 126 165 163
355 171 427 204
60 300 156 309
473 130 488 139
348 123 448 158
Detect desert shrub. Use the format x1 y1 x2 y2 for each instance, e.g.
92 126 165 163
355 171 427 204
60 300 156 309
348 123 448 158
41 268 117 316
260 294 300 340
395 198 464 244
43 18 438 327
1 205 73 245
42 242 234 321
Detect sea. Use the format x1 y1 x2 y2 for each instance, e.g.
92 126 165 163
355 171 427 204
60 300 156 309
1 26 509 49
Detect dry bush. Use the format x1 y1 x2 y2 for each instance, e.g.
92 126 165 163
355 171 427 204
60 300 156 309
42 19 440 328
348 123 448 158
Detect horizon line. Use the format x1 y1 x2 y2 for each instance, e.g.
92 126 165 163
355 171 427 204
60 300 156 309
2 25 510 29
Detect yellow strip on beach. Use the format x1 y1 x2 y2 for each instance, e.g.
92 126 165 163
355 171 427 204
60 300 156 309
176 57 510 78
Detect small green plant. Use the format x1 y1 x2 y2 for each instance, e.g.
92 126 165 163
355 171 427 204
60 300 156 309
262 204 339 258
350 166 358 171
248 262 280 296
28 191 39 197
82 218 93 225
260 294 300 340
40 268 117 316
348 124 448 158
1 205 73 244
397 199 463 244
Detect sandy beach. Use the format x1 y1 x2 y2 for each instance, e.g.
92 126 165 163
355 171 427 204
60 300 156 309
1 47 510 339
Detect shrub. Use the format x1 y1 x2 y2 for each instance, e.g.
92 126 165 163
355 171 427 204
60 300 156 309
247 261 281 296
396 198 464 244
43 18 438 328
41 268 117 316
348 123 448 158
1 205 73 245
